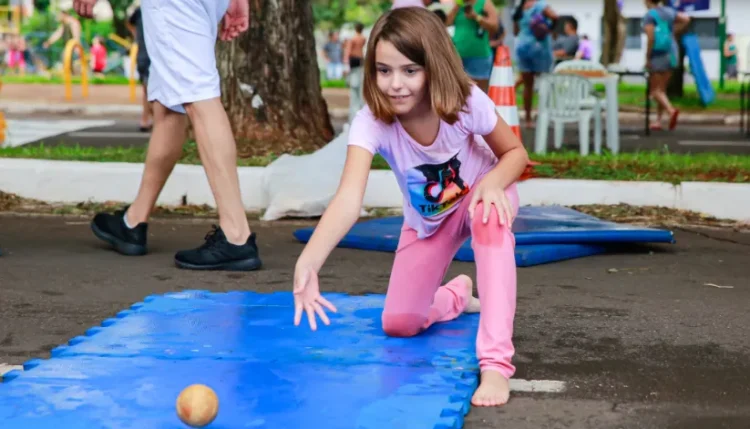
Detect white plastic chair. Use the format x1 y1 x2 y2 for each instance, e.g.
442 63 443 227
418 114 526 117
553 60 606 150
554 59 608 109
554 59 608 74
534 74 602 155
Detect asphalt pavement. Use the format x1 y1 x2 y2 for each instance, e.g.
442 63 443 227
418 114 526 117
1 214 749 428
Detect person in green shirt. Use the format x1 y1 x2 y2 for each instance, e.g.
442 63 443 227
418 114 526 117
724 33 738 80
446 0 500 92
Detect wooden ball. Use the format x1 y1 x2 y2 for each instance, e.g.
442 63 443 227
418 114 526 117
176 384 219 428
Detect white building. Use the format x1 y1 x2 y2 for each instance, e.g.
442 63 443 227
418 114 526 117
503 0 749 80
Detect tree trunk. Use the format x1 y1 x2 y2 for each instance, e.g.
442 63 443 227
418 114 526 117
667 39 686 98
215 0 334 158
600 0 622 66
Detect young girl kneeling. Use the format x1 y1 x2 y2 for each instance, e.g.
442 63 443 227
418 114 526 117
292 7 529 407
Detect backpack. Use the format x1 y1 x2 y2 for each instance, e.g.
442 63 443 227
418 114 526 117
648 9 673 54
529 12 551 41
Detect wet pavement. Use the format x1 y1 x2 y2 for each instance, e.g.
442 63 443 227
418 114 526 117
1 214 749 428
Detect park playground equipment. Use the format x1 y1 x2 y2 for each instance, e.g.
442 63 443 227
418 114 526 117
58 34 140 103
107 33 141 103
62 38 89 100
0 5 22 34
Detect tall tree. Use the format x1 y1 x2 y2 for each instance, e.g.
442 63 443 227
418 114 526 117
215 0 334 157
600 0 624 66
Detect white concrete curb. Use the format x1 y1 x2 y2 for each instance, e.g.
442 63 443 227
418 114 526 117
0 158 748 221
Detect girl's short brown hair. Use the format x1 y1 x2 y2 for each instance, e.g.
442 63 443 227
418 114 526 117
362 7 474 124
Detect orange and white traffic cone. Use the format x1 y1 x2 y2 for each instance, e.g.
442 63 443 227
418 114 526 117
0 111 6 146
488 45 520 139
487 45 538 181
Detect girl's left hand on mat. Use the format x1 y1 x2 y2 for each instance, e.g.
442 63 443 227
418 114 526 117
293 266 338 331
468 181 514 227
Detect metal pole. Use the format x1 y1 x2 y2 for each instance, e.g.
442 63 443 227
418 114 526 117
718 0 726 90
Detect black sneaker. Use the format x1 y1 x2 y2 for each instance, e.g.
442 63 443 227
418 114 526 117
174 226 262 271
91 206 148 256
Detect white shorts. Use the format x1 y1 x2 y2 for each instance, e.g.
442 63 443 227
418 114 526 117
141 0 230 113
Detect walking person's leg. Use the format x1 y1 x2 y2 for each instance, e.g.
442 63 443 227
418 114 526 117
648 70 678 130
138 59 153 131
91 0 262 271
90 100 188 256
348 65 364 123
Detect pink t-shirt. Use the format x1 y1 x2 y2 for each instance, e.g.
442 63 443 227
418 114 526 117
391 0 425 9
348 85 499 239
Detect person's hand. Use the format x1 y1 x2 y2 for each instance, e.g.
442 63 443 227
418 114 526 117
73 0 98 18
645 60 652 71
467 177 515 227
293 264 337 331
220 0 250 41
463 0 476 15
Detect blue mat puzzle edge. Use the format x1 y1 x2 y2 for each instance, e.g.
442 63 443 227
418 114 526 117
0 290 483 429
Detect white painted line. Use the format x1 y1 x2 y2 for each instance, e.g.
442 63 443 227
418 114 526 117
510 379 566 393
678 140 750 147
4 119 117 147
0 363 22 378
67 131 150 139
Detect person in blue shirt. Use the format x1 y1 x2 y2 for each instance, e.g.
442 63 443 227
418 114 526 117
642 0 690 131
512 0 559 128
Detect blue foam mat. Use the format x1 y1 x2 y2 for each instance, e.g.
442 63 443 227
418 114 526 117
293 206 672 266
0 291 479 429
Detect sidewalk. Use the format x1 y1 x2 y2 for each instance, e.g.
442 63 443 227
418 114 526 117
0 83 739 125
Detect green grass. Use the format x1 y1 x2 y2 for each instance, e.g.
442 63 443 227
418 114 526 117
600 82 741 112
1 73 350 88
525 150 749 184
1 143 747 184
0 142 278 167
1 74 132 85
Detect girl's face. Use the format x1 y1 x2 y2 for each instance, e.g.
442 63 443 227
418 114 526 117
375 40 428 117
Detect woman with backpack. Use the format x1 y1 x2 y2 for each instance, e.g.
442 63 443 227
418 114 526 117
642 0 690 131
512 0 558 128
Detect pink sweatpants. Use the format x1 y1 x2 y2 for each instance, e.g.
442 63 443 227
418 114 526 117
381 183 519 379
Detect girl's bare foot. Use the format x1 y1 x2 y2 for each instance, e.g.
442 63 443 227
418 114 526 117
457 274 481 314
471 370 510 407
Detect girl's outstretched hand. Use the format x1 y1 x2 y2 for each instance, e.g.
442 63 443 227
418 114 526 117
293 265 337 331
467 177 514 227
